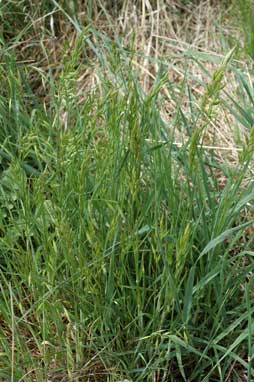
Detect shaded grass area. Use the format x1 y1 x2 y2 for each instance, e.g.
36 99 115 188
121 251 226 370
1 1 254 381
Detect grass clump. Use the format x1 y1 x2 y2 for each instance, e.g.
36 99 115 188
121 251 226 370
0 1 254 382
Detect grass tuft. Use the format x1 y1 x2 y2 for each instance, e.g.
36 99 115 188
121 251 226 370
0 1 254 381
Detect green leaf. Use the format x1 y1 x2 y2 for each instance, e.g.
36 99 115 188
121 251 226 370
198 220 254 259
183 266 195 324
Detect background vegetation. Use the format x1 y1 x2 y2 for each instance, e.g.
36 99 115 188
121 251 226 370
1 1 254 381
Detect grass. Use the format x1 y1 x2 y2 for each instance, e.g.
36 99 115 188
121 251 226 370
0 1 254 381
232 0 254 59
